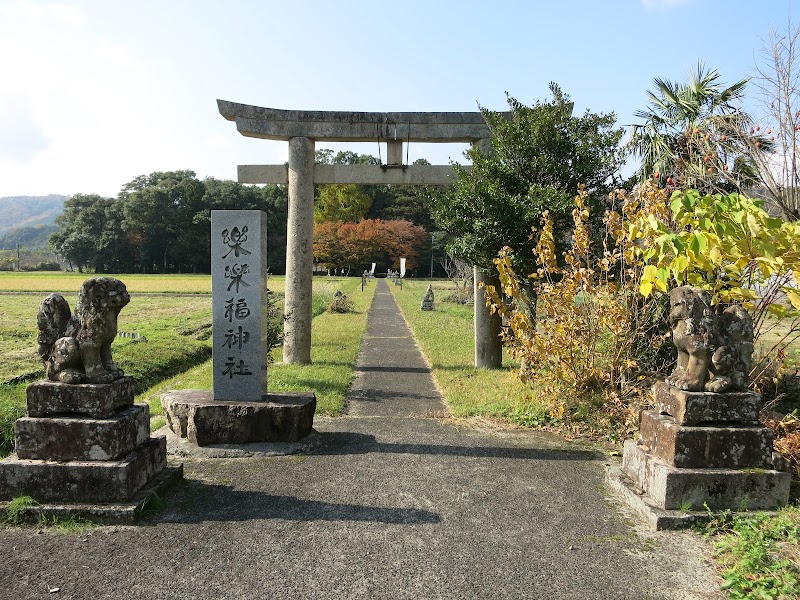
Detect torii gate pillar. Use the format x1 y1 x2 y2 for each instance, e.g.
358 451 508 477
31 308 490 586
285 137 315 364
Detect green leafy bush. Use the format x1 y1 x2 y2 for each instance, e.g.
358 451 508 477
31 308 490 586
699 508 800 599
486 185 672 439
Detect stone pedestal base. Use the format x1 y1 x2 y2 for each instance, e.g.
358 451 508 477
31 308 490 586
638 410 774 469
0 465 183 525
15 404 150 461
161 389 316 446
0 437 167 503
622 439 789 511
617 382 790 520
653 382 760 425
26 377 134 418
0 379 179 514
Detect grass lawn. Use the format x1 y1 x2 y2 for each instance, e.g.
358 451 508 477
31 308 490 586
388 279 548 425
697 506 800 598
0 274 369 456
0 271 218 294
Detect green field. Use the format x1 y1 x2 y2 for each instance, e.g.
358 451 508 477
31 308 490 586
0 273 369 457
0 272 217 294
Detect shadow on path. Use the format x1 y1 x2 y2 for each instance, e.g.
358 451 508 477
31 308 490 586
153 482 441 525
310 431 598 461
356 366 431 374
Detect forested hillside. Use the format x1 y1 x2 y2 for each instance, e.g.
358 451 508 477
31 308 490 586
0 195 67 233
0 224 58 250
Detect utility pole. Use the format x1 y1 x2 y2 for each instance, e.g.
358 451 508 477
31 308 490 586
16 241 20 271
429 238 434 278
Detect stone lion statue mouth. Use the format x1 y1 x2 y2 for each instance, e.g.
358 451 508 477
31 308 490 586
37 277 131 384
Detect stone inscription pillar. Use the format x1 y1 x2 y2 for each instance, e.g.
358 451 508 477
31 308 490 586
474 266 503 369
284 136 315 364
211 210 268 400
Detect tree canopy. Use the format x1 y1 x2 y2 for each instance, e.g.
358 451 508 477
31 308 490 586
313 219 427 272
50 172 289 274
629 63 773 194
432 84 626 274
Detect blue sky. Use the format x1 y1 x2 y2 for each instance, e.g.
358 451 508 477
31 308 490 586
0 0 796 197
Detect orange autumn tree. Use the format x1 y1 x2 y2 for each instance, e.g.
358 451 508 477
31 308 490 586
313 219 427 271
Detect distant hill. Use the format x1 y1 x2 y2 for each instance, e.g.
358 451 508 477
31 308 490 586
0 195 67 234
0 195 67 251
0 224 59 251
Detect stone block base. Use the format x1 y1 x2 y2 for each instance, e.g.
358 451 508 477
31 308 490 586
622 440 790 511
161 389 315 446
638 410 774 469
0 465 183 525
0 437 167 503
26 377 134 418
653 381 760 425
15 404 150 461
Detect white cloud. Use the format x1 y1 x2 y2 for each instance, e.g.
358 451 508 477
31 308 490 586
0 97 51 162
47 2 85 26
205 134 234 153
0 1 85 25
0 15 182 196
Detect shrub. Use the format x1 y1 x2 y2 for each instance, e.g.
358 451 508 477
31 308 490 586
441 255 473 305
441 288 473 305
26 261 61 272
328 291 355 314
631 186 800 393
264 290 283 361
487 182 800 442
486 184 672 440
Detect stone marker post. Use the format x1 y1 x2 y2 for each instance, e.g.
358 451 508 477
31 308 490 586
212 210 268 401
161 210 316 447
421 284 435 311
474 267 502 369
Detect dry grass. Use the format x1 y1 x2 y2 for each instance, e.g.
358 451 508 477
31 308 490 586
0 272 215 293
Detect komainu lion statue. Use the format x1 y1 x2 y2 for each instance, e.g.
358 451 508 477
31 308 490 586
37 277 131 384
665 286 754 393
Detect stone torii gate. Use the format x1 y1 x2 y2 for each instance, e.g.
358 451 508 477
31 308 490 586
217 100 503 368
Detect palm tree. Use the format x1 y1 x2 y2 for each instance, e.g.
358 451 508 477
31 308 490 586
630 63 773 194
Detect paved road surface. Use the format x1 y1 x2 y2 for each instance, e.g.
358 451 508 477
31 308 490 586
0 279 722 599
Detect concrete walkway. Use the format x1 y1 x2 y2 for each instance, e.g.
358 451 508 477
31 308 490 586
0 280 722 599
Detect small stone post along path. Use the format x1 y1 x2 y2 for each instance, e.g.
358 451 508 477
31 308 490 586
0 280 721 599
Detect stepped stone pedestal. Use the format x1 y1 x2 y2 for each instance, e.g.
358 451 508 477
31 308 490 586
0 378 180 518
161 389 316 446
616 382 789 519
